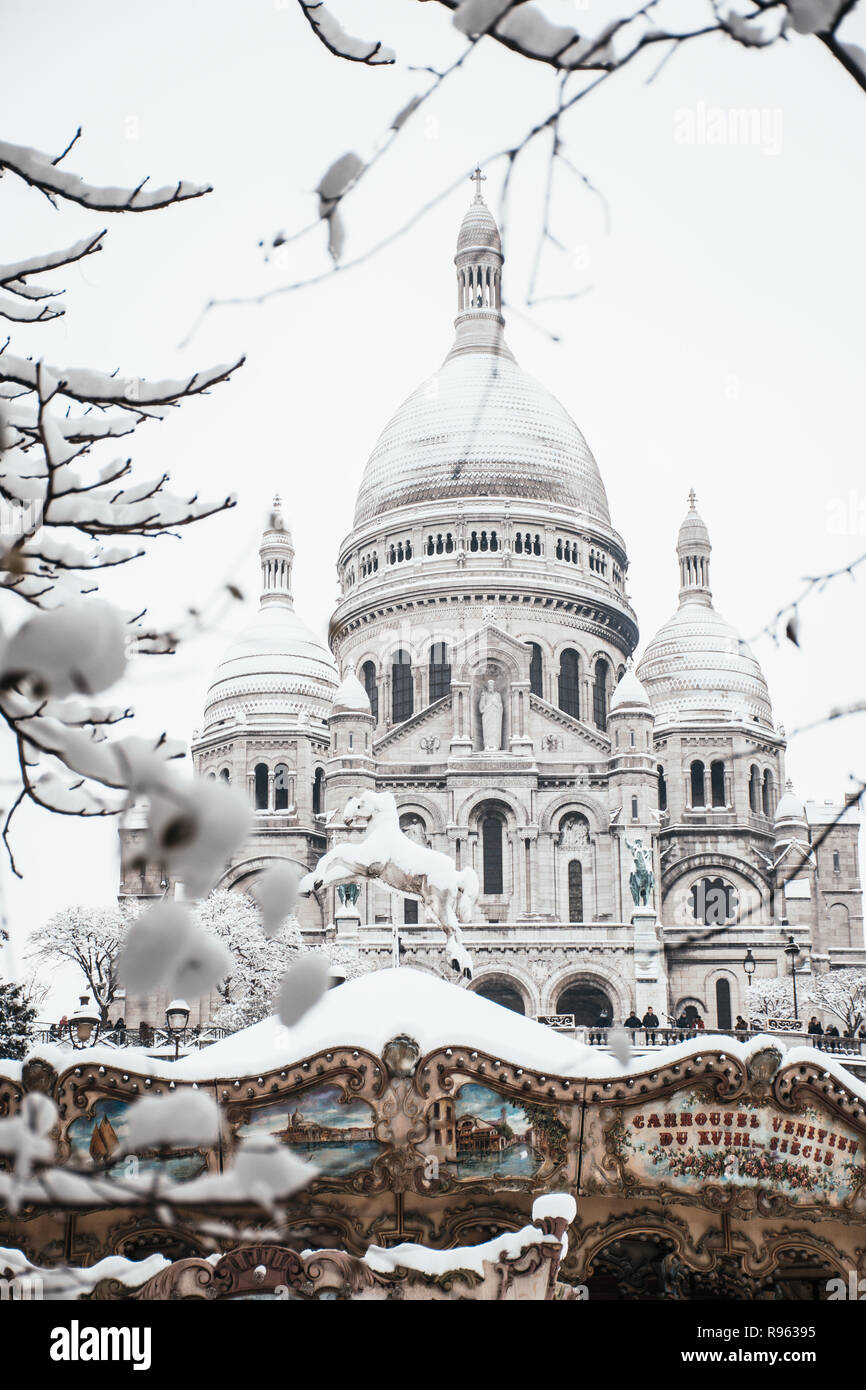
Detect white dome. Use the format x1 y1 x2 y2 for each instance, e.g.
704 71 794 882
353 351 610 527
609 664 651 713
331 662 372 715
637 601 772 727
775 782 806 823
204 604 337 730
204 503 337 730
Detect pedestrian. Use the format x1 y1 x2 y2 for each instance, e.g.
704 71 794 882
642 1006 659 1043
735 1015 748 1033
624 1011 642 1029
807 1016 823 1036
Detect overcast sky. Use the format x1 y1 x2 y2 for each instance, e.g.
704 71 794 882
2 0 865 1009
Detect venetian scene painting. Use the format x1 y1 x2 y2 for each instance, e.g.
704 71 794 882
424 1082 564 1180
614 1090 866 1209
67 1098 207 1181
237 1085 383 1177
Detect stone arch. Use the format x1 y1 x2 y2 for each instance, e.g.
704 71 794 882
456 787 528 827
703 966 740 1030
392 793 447 836
542 960 631 1020
538 791 608 837
469 966 536 1017
453 644 523 686
662 855 769 928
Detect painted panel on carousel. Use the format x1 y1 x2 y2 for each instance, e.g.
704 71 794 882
589 1087 866 1212
423 1082 566 1180
236 1085 383 1177
67 1098 208 1181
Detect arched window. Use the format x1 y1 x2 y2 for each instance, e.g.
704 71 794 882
568 860 583 923
274 763 290 812
710 760 726 808
312 767 324 815
558 649 580 719
657 765 667 812
690 760 706 808
715 978 732 1030
392 649 413 723
762 769 774 817
593 658 609 730
749 764 760 813
361 660 378 721
482 815 504 895
219 768 230 783
254 763 268 811
528 642 543 697
429 642 451 701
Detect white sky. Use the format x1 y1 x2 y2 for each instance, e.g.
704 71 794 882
2 0 865 1010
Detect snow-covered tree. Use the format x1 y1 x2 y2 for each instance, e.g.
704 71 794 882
197 889 305 1032
0 132 248 899
746 976 799 1024
805 969 866 1033
0 980 37 1059
28 903 135 1021
748 969 866 1032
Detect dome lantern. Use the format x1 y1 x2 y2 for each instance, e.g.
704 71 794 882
259 494 294 609
677 489 712 608
448 168 513 363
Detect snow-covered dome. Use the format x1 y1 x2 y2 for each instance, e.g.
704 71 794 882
637 495 773 728
456 180 502 253
775 780 806 824
354 355 610 527
352 181 610 529
609 662 651 714
204 501 337 730
331 661 372 715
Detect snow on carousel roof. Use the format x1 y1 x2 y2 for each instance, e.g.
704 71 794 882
173 968 605 1081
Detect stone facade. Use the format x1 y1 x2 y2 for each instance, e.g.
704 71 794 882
119 184 863 1032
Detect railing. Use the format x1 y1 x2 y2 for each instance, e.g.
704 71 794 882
559 1024 866 1057
31 1024 232 1051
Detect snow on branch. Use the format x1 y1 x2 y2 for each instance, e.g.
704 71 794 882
0 130 248 884
0 139 211 212
0 233 105 324
297 0 396 64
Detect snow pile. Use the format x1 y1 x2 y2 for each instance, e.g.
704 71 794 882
364 1192 575 1280
173 967 607 1081
0 1246 168 1299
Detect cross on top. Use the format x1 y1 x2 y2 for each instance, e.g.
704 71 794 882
687 488 697 510
471 165 486 199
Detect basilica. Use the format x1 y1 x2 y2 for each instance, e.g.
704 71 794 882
120 183 863 1031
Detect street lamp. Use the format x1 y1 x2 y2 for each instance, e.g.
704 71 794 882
742 950 756 1031
68 995 101 1050
784 935 807 1023
165 999 190 1059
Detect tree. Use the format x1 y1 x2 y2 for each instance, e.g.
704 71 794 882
28 904 134 1022
0 132 248 901
0 981 37 1060
747 969 866 1031
197 890 305 1032
805 969 866 1033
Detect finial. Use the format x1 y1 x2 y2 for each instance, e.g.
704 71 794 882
786 777 794 792
471 165 486 202
687 488 697 511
